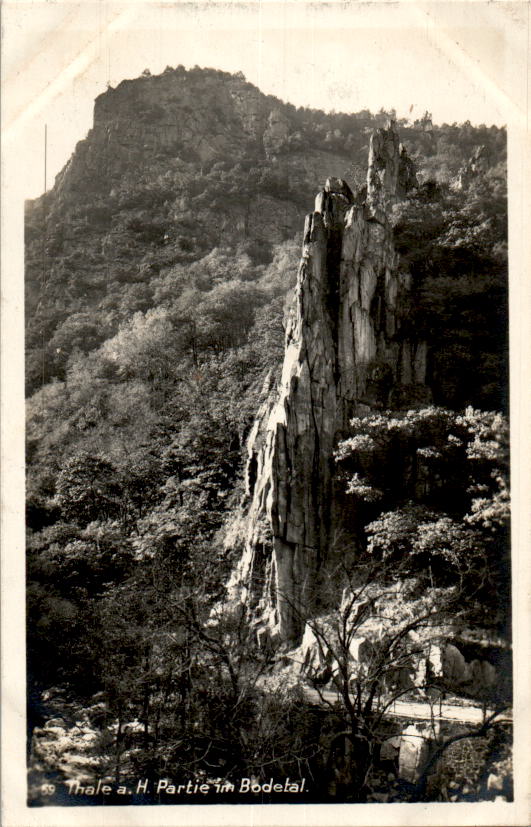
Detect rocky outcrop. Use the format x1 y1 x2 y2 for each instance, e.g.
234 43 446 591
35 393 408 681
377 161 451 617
263 108 291 156
366 120 418 209
453 144 490 191
397 145 418 197
366 120 401 211
229 122 426 643
419 641 499 694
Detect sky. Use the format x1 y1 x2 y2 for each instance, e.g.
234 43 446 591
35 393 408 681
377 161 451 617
2 0 529 199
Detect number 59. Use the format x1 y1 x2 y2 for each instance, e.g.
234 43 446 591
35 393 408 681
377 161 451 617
41 784 56 795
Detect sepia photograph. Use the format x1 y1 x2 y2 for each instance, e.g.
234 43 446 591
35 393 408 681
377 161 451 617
2 1 530 825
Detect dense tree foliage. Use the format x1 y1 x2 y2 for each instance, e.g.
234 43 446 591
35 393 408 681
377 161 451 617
335 406 510 633
393 167 508 410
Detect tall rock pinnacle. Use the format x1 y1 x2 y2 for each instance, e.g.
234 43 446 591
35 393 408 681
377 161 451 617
229 121 427 644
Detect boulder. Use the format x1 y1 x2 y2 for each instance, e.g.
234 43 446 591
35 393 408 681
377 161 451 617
468 658 497 690
487 772 504 792
44 718 66 729
442 643 469 684
398 724 431 784
380 735 401 762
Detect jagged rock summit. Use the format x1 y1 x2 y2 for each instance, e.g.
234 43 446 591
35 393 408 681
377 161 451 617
229 121 428 644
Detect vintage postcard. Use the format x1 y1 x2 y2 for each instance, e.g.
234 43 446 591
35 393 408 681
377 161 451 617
2 1 530 825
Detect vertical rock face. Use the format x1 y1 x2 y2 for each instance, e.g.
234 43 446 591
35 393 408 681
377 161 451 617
263 108 291 156
453 144 490 191
230 122 427 644
366 120 401 211
366 120 418 210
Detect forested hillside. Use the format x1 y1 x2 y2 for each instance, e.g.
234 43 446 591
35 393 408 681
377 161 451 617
26 67 509 805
